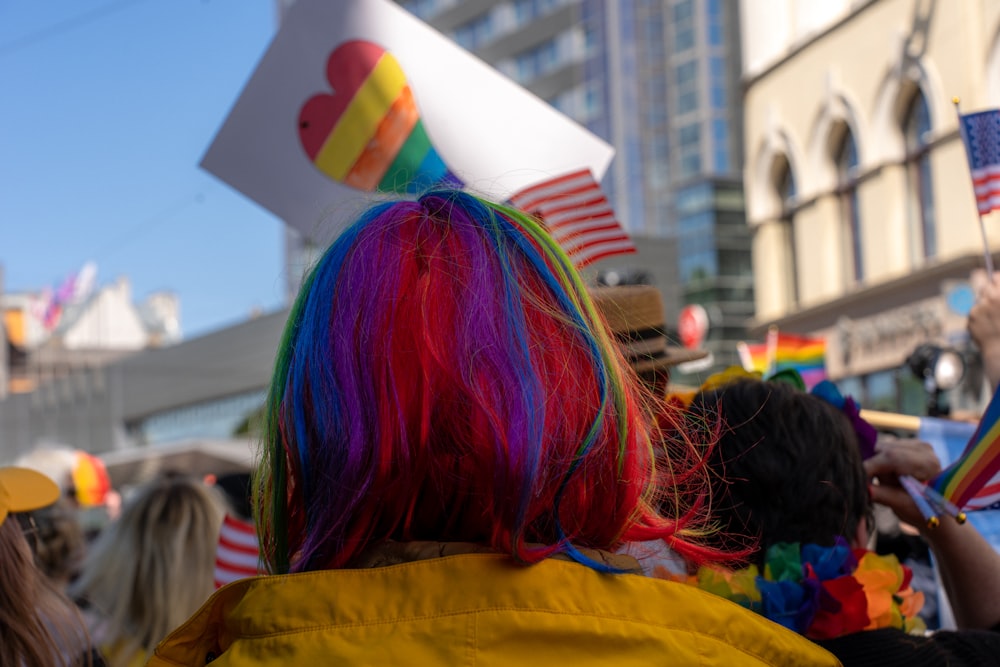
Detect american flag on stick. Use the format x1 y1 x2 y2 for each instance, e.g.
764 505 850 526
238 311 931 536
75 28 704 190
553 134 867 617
958 107 1000 215
508 169 636 268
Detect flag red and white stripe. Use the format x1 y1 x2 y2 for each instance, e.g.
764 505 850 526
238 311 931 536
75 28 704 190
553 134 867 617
958 109 1000 215
214 513 264 588
965 480 1000 510
508 169 636 268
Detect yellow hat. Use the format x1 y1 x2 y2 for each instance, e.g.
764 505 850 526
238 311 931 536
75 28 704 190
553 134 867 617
0 466 61 524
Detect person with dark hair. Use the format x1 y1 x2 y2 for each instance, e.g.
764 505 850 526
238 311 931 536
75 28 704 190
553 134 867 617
148 190 836 665
689 377 1000 666
698 379 872 556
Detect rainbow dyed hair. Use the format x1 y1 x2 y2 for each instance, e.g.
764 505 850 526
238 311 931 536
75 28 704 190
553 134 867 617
258 189 712 573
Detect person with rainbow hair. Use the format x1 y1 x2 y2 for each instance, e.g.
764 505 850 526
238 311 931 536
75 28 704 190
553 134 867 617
148 189 836 666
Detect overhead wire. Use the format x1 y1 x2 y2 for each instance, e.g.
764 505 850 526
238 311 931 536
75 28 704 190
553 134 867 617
0 0 155 58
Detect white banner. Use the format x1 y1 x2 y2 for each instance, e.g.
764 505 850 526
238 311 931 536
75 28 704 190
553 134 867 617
201 0 614 242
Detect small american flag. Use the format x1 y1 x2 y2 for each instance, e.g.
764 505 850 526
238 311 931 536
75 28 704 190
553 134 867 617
508 169 636 268
959 109 1000 215
214 513 265 588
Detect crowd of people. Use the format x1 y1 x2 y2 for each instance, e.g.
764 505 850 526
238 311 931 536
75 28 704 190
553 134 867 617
3 188 1000 665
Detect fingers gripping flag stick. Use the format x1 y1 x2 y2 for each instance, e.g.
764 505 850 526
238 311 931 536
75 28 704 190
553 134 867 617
508 169 636 269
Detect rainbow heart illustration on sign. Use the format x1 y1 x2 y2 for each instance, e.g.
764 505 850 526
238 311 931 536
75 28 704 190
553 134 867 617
298 40 461 194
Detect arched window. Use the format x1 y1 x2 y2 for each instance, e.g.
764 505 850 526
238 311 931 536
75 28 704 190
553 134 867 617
904 92 935 260
835 130 863 283
777 163 799 306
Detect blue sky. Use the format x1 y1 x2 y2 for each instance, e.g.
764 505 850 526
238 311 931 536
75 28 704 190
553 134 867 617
0 0 287 339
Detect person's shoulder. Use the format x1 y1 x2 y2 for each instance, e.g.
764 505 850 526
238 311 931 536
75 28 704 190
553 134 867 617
628 575 841 666
150 558 841 667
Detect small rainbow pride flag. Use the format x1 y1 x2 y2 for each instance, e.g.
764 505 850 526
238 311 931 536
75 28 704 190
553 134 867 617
739 330 827 390
931 386 1000 510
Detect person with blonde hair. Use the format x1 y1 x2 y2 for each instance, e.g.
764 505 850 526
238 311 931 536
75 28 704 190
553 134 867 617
70 474 223 667
0 465 96 667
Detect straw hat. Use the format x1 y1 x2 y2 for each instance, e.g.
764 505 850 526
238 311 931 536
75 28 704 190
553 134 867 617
590 285 708 373
0 466 60 524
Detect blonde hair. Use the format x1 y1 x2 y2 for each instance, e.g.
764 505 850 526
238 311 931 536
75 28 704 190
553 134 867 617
70 475 223 665
0 517 91 667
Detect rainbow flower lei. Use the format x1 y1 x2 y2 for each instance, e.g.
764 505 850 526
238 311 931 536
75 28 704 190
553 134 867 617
666 539 926 640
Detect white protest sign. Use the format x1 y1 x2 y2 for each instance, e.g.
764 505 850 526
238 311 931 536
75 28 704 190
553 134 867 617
201 0 614 241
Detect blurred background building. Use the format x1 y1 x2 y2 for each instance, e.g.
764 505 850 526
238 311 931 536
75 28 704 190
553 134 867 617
2 267 181 398
10 0 999 468
0 283 280 469
741 0 1000 414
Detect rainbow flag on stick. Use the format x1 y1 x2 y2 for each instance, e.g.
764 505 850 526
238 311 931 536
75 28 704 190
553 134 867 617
739 330 827 390
930 386 1000 511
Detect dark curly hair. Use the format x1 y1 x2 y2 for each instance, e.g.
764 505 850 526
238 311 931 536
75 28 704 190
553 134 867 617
689 379 872 566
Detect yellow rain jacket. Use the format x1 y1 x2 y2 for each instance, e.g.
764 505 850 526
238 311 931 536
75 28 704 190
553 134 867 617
147 553 840 666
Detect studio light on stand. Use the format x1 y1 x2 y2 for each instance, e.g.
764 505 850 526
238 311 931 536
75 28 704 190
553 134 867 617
906 344 966 417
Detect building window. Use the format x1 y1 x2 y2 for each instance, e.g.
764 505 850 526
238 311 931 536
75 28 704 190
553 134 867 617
583 23 600 56
401 0 441 20
675 59 698 115
646 105 667 127
709 56 727 110
706 0 723 46
514 0 562 24
777 163 799 307
672 0 695 52
835 130 863 283
549 82 602 123
679 122 701 177
712 118 730 172
904 92 936 261
452 11 495 51
584 81 602 116
646 135 670 188
134 389 267 446
515 39 560 82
